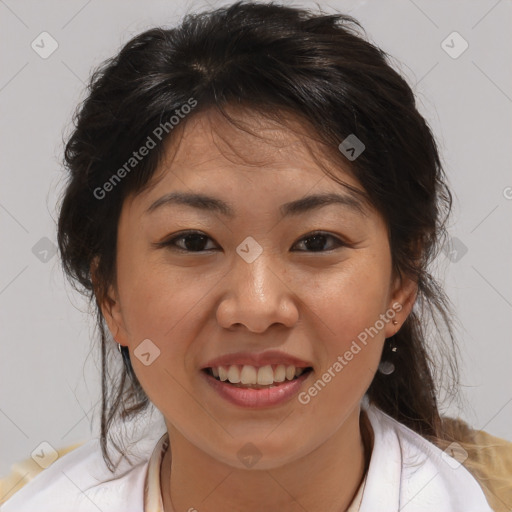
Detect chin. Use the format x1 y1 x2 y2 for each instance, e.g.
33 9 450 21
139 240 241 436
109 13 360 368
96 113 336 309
203 437 311 471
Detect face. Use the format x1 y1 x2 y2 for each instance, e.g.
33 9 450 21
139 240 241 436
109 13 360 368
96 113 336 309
100 107 416 469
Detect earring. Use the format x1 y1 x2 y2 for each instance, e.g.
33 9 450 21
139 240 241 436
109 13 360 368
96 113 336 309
378 338 398 375
117 342 123 353
392 319 398 325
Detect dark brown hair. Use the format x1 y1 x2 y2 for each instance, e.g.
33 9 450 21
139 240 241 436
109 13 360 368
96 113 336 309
57 0 460 472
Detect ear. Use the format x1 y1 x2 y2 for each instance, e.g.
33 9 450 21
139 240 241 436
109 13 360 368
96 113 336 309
90 257 130 346
383 272 417 338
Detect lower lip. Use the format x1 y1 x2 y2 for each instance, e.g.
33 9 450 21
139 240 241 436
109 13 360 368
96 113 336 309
201 369 312 408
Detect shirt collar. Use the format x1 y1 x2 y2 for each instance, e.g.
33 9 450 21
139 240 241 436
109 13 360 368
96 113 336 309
144 432 169 512
144 431 366 511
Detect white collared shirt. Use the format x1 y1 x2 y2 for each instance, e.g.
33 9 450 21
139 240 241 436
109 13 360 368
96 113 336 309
0 403 492 512
143 433 366 511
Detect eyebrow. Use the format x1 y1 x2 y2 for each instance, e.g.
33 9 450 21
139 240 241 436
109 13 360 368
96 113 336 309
145 191 368 218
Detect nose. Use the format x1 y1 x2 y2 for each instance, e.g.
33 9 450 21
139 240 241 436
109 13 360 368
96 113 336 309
216 250 300 333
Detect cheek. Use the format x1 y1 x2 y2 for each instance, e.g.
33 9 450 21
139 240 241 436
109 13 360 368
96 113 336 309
117 252 197 337
115 261 213 402
298 256 390 387
303 256 392 337
294 272 389 424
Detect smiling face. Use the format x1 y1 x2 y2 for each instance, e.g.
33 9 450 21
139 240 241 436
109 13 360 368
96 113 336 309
100 106 416 470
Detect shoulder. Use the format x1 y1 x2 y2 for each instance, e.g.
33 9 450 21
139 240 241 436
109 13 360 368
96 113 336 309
362 404 494 512
0 442 82 505
440 416 512 512
0 437 153 512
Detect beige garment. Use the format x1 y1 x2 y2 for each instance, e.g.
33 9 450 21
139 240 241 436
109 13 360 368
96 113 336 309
437 417 512 512
143 432 367 511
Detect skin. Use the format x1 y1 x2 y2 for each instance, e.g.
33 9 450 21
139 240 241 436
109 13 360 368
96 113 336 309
98 107 417 512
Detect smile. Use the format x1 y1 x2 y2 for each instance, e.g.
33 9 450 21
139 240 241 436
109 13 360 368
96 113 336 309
201 364 314 408
205 364 311 387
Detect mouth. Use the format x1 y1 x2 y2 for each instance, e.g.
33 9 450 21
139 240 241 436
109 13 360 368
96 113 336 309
202 364 314 389
200 364 314 408
199 351 315 407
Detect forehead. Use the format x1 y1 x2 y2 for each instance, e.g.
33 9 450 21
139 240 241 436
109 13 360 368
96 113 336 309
172 108 318 168
132 106 367 210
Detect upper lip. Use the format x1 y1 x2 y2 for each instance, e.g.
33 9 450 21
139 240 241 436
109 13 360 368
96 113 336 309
201 350 313 370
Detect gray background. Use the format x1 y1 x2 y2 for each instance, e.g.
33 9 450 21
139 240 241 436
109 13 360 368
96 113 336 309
1 0 511 479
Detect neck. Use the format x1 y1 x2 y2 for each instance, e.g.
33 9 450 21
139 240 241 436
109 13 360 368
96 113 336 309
160 407 373 512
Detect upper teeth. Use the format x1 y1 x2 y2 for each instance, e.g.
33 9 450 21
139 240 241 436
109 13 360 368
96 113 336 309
211 364 306 385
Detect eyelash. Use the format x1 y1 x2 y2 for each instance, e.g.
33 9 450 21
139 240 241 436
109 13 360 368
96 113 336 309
155 230 348 253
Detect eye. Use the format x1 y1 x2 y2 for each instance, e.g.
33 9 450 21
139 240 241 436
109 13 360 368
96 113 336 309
292 231 346 252
155 230 218 252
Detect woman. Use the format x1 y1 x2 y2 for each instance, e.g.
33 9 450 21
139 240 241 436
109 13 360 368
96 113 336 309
1 2 510 511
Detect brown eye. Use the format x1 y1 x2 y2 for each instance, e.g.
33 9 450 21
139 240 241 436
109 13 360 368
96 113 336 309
156 231 218 252
292 232 346 252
